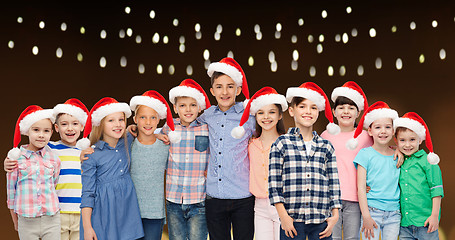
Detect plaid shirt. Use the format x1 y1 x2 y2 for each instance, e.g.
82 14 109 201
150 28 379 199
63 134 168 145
269 128 341 224
161 118 209 204
7 145 61 217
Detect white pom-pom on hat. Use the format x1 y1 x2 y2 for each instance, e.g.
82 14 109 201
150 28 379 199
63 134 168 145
346 138 359 150
7 148 21 160
231 126 246 139
327 122 341 135
168 130 182 144
76 138 91 150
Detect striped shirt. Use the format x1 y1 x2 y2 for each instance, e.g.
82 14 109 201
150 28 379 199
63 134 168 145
7 145 61 217
269 128 341 224
161 118 209 204
48 141 82 213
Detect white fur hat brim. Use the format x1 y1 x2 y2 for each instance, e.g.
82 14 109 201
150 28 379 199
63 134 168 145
364 108 399 127
91 102 132 126
169 86 207 110
53 104 88 126
249 94 288 115
129 96 167 119
207 62 243 86
393 117 426 140
286 87 325 111
331 86 365 111
19 109 55 135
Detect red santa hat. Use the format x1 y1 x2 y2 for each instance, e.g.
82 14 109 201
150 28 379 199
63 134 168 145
346 101 398 150
169 79 211 110
286 82 340 135
331 81 368 111
207 57 250 101
130 90 181 143
231 87 288 139
53 98 89 126
77 97 132 150
393 112 440 164
8 105 55 160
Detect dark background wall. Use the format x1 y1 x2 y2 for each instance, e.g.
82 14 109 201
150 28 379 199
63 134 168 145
1 1 454 239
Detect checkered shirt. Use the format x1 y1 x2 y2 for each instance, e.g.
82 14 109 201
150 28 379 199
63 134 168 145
268 127 341 224
161 118 209 204
7 145 61 217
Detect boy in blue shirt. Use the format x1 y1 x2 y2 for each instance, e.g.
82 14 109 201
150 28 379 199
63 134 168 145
199 57 256 240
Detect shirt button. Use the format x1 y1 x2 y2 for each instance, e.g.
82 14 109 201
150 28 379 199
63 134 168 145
221 125 224 127
307 174 310 177
219 152 222 154
307 189 310 191
120 170 123 173
116 150 118 153
219 179 222 181
405 198 408 200
224 113 227 115
186 156 189 160
220 138 223 141
119 159 122 162
405 184 408 186
218 165 221 168
406 212 408 215
405 170 408 172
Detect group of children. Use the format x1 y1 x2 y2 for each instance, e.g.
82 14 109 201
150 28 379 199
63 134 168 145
5 57 443 240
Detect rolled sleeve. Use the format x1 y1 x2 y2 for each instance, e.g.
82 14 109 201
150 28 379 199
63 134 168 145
80 156 97 209
268 140 285 205
426 163 444 198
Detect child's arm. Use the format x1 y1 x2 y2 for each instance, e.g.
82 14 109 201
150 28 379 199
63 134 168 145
80 156 98 239
424 196 441 233
4 157 17 172
319 208 339 238
275 203 297 238
81 207 97 240
9 209 18 231
80 147 95 162
393 147 404 168
357 165 377 239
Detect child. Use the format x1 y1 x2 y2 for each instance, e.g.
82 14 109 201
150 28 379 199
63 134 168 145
162 79 211 240
269 82 341 240
200 57 256 239
393 112 443 239
236 87 288 240
320 81 372 240
129 90 173 240
79 97 144 240
353 101 400 240
6 105 61 240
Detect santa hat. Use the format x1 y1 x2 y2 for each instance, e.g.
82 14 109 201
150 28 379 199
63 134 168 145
130 90 181 144
169 79 211 110
331 81 368 111
8 105 55 160
53 98 89 126
231 87 288 139
346 101 398 150
207 57 250 101
77 97 132 150
286 82 340 135
394 112 440 164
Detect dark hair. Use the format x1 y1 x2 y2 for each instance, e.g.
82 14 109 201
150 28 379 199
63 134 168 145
395 126 411 137
333 96 359 111
210 71 227 86
254 104 286 137
290 97 305 107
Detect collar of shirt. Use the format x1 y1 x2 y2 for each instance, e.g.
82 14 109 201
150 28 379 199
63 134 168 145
213 102 244 114
288 127 318 140
95 137 126 150
20 145 47 158
408 149 425 158
173 118 203 128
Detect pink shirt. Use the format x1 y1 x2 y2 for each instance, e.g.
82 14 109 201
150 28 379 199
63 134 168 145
321 129 372 202
248 138 270 199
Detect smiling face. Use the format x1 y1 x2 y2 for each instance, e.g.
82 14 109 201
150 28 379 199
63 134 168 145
27 118 53 151
102 112 126 146
333 104 360 130
396 128 422 156
368 118 394 146
256 104 282 132
288 98 319 129
134 105 160 137
173 96 200 127
210 74 242 112
54 113 83 146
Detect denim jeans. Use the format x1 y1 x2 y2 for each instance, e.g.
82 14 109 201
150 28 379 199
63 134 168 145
139 218 164 240
166 200 208 240
332 200 361 240
400 226 439 240
280 221 331 240
361 207 401 240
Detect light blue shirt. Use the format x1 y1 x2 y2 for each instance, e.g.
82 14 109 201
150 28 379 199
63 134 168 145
354 147 400 211
199 102 255 199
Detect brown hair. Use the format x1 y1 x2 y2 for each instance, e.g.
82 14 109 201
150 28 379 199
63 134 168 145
333 96 359 111
290 96 305 107
210 71 227 86
395 126 411 137
254 104 286 137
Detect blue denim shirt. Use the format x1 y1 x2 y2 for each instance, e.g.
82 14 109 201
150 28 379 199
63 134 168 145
199 102 255 199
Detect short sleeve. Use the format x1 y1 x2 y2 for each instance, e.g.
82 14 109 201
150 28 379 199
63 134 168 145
353 148 369 170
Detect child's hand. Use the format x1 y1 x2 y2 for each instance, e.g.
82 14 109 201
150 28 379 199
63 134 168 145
156 134 170 145
4 157 18 172
280 214 297 238
80 147 94 162
320 215 338 238
84 226 98 240
361 216 378 240
393 148 404 168
424 214 439 233
127 124 138 137
366 185 371 193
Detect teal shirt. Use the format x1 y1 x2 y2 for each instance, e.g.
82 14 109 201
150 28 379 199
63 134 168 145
354 147 400 211
399 149 444 227
130 138 170 219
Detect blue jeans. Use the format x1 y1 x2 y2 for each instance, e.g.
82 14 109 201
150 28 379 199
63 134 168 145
333 200 361 240
361 207 401 240
400 226 439 240
166 200 208 240
280 221 331 240
139 218 164 240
